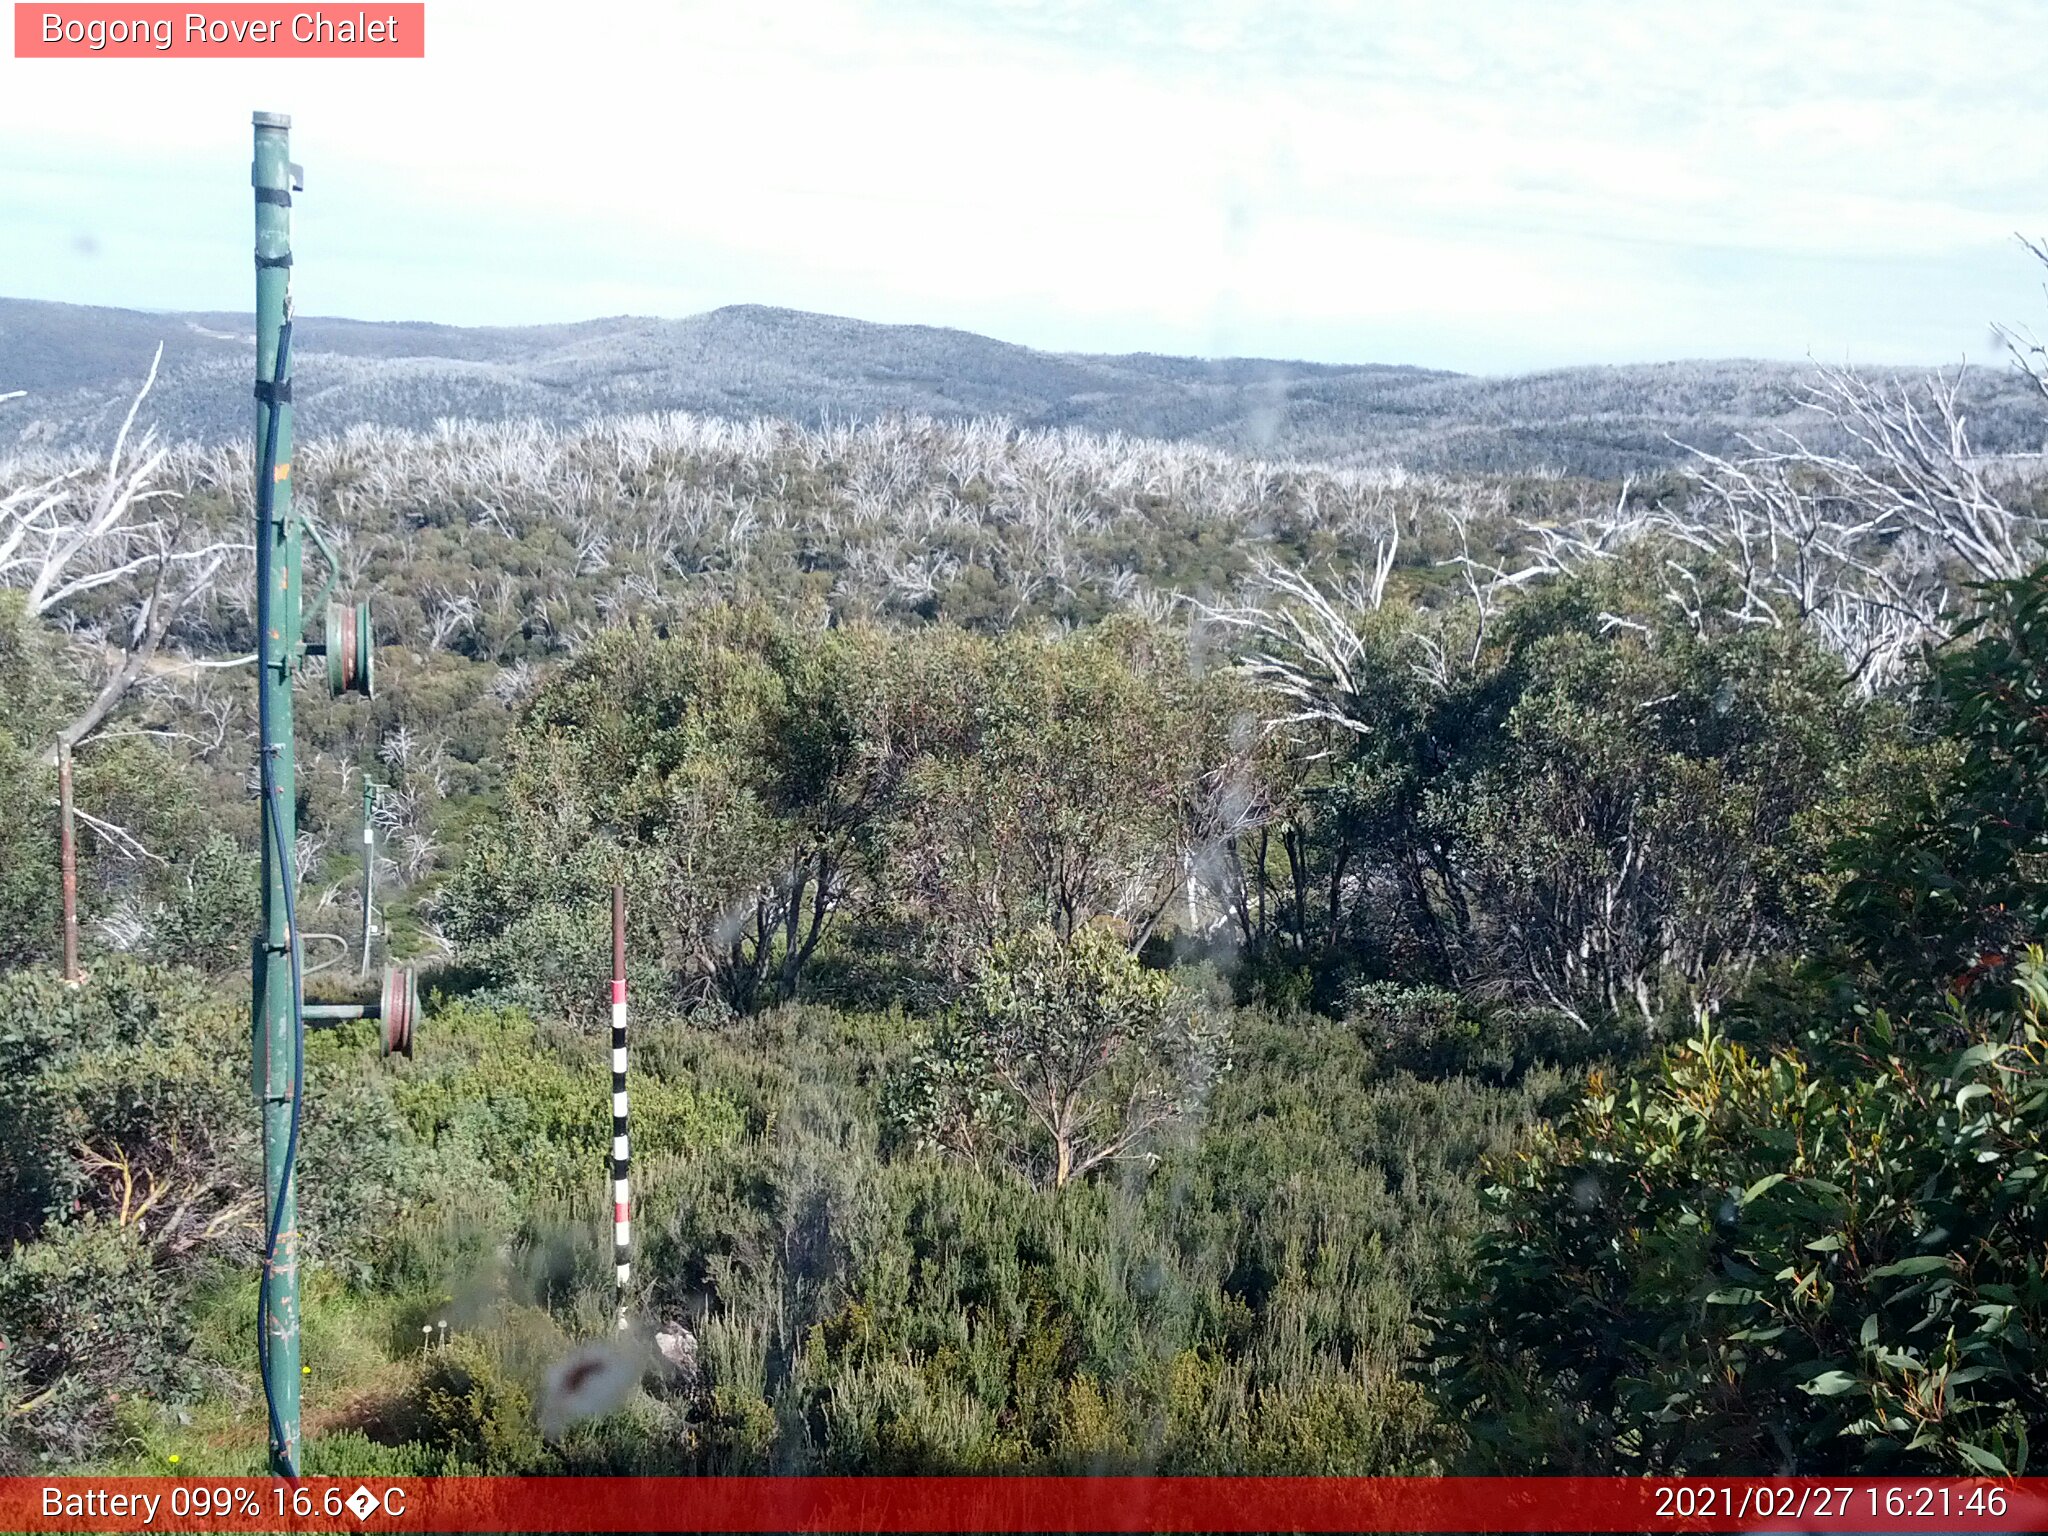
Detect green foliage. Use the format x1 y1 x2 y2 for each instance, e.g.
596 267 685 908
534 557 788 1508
882 1018 1013 1165
883 618 1254 972
10 402 2032 1482
614 1004 1536 1474
389 1001 742 1203
0 959 249 1242
435 840 616 1023
367 1335 550 1472
0 591 72 746
0 961 256 1465
58 733 224 954
298 1431 442 1478
1435 971 2048 1475
1346 983 1585 1084
893 923 1227 1187
244 1002 1530 1477
443 608 894 1016
1838 563 2048 1006
451 607 1255 1018
0 731 58 971
148 830 257 974
1430 560 2048 1477
0 1218 190 1466
0 597 63 969
1225 553 1881 1031
1433 558 1876 1029
0 594 232 973
295 1045 446 1288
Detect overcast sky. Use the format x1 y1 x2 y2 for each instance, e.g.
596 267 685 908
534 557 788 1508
2 0 2045 373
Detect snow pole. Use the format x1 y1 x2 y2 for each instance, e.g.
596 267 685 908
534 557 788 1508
610 883 631 1330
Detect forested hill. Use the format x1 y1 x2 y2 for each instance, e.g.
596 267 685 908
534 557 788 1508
6 294 2043 476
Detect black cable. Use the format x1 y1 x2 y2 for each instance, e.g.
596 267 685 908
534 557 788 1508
253 318 304 1475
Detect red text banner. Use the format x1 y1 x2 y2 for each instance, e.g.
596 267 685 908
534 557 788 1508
13 5 425 58
5 1476 2048 1533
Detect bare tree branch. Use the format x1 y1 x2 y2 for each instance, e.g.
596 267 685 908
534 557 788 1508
0 351 248 763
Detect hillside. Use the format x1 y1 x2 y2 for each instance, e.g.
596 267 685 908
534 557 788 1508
7 295 2043 476
7 297 2048 1480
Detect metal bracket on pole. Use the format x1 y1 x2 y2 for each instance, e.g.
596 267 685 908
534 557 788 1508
301 965 418 1057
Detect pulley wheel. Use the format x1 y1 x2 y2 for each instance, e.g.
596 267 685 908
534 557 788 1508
325 600 375 698
380 965 417 1058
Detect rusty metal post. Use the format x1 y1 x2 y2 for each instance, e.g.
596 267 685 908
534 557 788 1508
359 780 376 979
613 884 626 984
57 742 79 984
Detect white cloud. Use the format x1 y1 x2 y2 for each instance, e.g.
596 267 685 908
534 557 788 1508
1 0 2043 369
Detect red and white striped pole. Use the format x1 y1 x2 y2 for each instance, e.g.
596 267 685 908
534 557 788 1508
609 883 630 1332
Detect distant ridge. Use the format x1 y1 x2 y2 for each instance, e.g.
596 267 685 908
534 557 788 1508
2 295 2041 475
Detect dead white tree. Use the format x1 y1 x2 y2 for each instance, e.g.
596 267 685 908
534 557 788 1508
1 349 246 764
1502 352 2048 692
1993 234 2048 414
2 355 247 970
1198 538 1400 742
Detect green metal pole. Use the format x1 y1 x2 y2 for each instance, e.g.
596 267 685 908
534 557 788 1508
251 108 302 1478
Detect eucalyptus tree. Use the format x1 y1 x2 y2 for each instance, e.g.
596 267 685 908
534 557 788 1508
442 606 899 1016
881 616 1263 979
891 921 1228 1189
1213 544 1882 1029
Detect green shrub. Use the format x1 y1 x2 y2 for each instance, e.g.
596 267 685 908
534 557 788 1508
391 1001 742 1203
1346 983 1584 1084
889 924 1227 1188
0 731 57 972
0 1217 191 1464
0 959 253 1246
358 1334 551 1472
615 1002 1535 1473
1838 561 2048 1007
299 1430 442 1478
1434 965 2048 1475
148 830 257 976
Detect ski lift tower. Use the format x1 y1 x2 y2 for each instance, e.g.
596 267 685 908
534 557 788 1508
247 110 416 1477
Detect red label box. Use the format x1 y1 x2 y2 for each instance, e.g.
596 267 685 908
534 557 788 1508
6 1476 2048 1533
13 4 425 57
